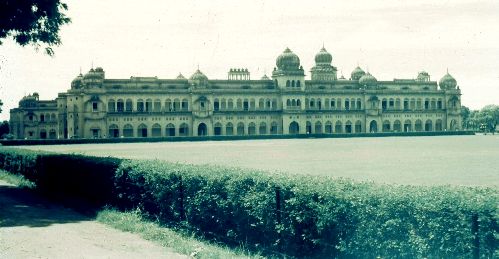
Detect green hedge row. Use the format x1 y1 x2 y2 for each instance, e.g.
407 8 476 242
0 148 496 258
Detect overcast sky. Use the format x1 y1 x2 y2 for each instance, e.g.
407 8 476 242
1 0 498 120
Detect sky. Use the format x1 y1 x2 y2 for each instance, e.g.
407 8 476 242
1 0 498 121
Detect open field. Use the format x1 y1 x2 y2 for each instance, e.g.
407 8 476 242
18 135 499 186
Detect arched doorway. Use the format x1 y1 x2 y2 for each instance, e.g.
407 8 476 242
369 120 378 133
289 121 299 134
198 123 207 136
450 119 458 131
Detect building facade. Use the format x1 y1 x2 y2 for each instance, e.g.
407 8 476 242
10 47 462 139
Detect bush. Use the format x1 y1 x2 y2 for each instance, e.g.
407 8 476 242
0 148 496 257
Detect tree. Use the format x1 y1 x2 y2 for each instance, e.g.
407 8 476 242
0 121 10 139
0 1 71 55
478 105 499 132
0 99 3 113
460 105 471 129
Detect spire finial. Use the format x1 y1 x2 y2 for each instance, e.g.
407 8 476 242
91 61 94 69
446 67 449 74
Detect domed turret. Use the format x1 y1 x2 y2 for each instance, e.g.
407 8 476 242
358 72 377 87
71 74 84 89
314 47 332 65
261 74 270 80
351 66 366 80
189 69 208 81
276 48 301 70
439 72 457 90
189 69 209 86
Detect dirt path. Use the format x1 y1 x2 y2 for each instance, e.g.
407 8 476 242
0 180 187 259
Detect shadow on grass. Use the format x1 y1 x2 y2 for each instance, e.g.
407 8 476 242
0 184 95 228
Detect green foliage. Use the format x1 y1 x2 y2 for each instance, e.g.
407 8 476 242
0 1 71 55
0 148 497 258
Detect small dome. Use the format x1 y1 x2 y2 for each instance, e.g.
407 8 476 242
439 72 457 89
315 47 332 64
189 69 208 81
71 74 84 88
176 73 186 80
261 74 270 80
83 69 103 80
276 48 300 70
351 66 366 80
358 72 377 87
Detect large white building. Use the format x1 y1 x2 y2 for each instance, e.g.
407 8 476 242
10 47 462 139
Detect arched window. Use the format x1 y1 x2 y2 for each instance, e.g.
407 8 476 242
181 99 189 111
123 124 133 137
325 121 332 133
214 98 220 111
214 122 222 136
297 99 301 107
137 99 144 112
382 120 391 132
237 99 242 110
153 99 161 112
259 122 267 135
179 123 189 136
286 80 290 87
51 113 56 121
325 98 330 109
272 99 277 110
404 120 412 132
270 121 278 134
357 99 362 110
291 80 295 87
228 99 234 110
108 99 116 112
404 98 410 110
291 99 296 106
296 80 301 87
39 129 47 139
259 98 264 110
355 120 362 133
108 124 119 138
335 121 343 133
315 121 322 134
145 99 153 112
435 119 443 131
345 120 352 133
165 99 172 112
393 120 401 132
152 123 162 137
166 123 175 137
250 98 255 111
237 122 245 135
286 99 291 107
221 98 226 110
248 122 256 135
138 124 148 137
125 99 132 112
415 120 423 131
425 120 433 131
174 98 180 111
49 129 57 139
306 121 312 134
226 122 234 135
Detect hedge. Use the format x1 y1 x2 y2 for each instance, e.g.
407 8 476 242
0 148 496 258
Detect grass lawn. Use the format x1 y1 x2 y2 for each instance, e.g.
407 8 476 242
18 135 499 186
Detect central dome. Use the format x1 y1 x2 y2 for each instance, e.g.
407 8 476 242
189 69 208 81
315 47 332 64
276 48 300 70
